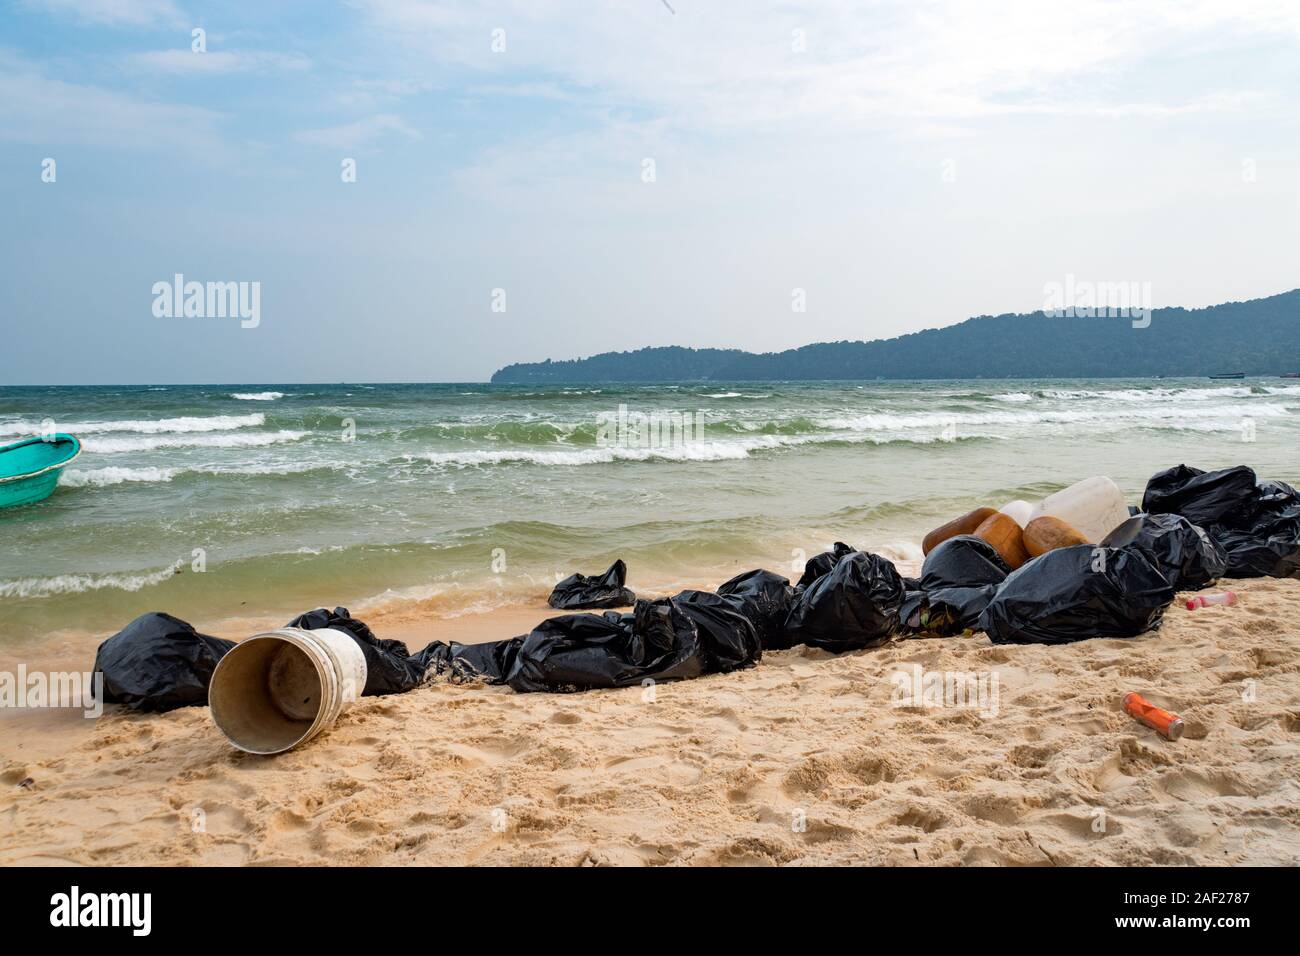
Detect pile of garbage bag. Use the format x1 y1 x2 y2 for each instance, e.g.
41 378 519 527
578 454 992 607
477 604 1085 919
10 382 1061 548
1141 465 1300 579
547 559 636 609
980 545 1176 646
92 462 1300 712
427 587 764 693
1101 513 1227 592
901 535 1010 636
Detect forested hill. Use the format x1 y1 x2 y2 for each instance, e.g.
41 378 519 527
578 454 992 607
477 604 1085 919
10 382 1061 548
490 290 1300 382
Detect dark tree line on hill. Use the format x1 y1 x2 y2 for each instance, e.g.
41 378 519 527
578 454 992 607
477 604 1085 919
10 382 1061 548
490 289 1300 382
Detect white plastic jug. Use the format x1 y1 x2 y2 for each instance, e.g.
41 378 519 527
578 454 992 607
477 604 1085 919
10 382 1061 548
998 500 1034 528
209 626 367 755
1028 476 1130 543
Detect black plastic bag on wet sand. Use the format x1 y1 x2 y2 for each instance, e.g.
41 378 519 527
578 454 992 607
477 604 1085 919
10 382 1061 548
92 612 236 713
547 559 636 610
980 545 1175 646
783 550 905 651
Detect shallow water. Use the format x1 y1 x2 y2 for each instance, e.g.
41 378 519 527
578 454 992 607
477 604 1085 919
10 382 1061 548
1 378 1297 643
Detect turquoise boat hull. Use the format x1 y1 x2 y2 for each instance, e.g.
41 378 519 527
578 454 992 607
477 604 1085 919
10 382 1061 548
0 434 81 510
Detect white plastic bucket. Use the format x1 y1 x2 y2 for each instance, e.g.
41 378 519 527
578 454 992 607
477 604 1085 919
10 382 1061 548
1029 476 1131 543
209 627 367 755
998 499 1034 528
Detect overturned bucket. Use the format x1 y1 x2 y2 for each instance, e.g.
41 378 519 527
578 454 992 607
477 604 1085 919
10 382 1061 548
209 627 367 755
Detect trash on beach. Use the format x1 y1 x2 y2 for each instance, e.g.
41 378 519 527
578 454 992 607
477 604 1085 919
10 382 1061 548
783 550 904 651
94 607 441 716
1123 692 1185 741
998 499 1034 528
286 606 441 696
93 612 236 713
904 534 1010 635
209 626 368 755
1141 466 1300 579
972 512 1030 569
980 545 1175 645
547 559 636 610
672 589 763 671
1101 513 1227 592
500 598 709 693
1142 464 1259 529
1028 476 1130 544
1023 515 1090 558
1186 591 1237 610
795 541 857 588
922 508 996 556
715 568 796 649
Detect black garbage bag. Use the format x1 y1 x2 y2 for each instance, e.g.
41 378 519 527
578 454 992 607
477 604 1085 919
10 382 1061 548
796 542 857 590
1214 512 1300 579
424 637 523 684
783 550 904 651
1141 464 1259 529
715 569 796 649
1140 465 1300 580
980 545 1175 645
1101 513 1227 591
907 535 1010 633
93 612 235 713
671 589 763 672
504 598 705 693
547 559 635 610
287 606 441 696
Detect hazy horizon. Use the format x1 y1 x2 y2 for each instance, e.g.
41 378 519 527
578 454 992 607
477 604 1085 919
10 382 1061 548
4 1 1300 385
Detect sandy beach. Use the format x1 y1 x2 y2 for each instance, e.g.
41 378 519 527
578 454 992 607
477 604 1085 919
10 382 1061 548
3 570 1297 867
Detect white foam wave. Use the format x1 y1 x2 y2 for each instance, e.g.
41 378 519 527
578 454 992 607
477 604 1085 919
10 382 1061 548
817 402 1290 431
231 392 285 401
61 459 344 485
82 430 308 453
0 413 265 437
0 562 182 599
61 466 180 487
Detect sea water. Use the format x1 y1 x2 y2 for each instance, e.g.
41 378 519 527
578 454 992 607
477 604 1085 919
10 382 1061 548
1 379 1296 643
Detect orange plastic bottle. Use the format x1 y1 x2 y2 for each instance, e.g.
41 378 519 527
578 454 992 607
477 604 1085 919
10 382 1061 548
1123 692 1185 740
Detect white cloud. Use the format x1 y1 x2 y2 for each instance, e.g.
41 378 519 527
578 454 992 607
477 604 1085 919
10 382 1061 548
353 0 1300 127
23 0 185 28
0 51 228 152
127 50 313 74
294 113 420 150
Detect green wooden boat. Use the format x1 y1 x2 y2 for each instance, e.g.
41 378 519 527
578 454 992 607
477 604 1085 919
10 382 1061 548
0 434 81 510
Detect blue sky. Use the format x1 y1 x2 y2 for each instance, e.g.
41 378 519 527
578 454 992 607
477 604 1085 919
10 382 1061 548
2 0 1299 384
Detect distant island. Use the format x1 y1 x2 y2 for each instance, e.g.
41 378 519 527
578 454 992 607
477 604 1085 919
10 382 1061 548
491 289 1300 382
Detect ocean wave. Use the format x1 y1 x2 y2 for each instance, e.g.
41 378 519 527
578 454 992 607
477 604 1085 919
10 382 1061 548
0 413 265 437
61 466 180 487
1033 386 1255 402
82 429 308 453
0 562 182 599
231 392 285 401
817 402 1291 431
404 431 994 469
